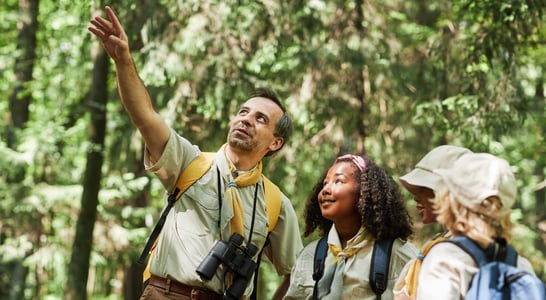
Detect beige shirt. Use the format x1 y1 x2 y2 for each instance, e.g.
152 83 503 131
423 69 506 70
416 241 536 300
393 231 452 299
145 129 303 297
284 226 418 300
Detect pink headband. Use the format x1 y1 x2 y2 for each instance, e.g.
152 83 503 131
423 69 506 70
336 154 366 172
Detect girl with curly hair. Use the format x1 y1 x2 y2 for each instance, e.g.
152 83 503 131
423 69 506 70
284 154 417 300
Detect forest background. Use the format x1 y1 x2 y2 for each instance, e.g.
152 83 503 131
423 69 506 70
1 0 545 299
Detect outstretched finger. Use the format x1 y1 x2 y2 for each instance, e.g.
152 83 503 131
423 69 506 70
87 25 110 42
104 6 123 34
89 17 111 34
87 25 102 37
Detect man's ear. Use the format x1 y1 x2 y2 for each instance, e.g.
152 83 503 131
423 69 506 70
268 137 284 152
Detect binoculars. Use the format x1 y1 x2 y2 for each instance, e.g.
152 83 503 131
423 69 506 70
196 233 259 299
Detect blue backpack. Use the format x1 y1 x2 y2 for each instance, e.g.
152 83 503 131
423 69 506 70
312 236 394 300
447 236 546 300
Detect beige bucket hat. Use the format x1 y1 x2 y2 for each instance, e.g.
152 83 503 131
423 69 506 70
400 145 473 194
433 152 517 213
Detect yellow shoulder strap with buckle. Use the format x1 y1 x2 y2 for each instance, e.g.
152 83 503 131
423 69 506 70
262 175 282 231
404 235 448 298
142 152 282 283
175 152 216 195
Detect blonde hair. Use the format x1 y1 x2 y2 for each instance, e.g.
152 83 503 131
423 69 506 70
433 187 513 248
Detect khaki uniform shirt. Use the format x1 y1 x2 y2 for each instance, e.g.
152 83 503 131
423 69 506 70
416 241 536 300
284 226 418 300
393 231 452 299
145 129 303 297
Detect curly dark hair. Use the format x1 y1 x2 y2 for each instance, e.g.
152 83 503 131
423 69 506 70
303 155 413 241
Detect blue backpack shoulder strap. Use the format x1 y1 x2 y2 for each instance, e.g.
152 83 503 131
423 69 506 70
312 237 395 300
312 236 329 300
504 244 517 266
448 236 518 267
448 236 487 266
370 238 395 299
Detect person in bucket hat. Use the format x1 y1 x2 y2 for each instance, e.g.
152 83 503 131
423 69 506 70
399 145 473 224
394 145 472 300
415 152 537 299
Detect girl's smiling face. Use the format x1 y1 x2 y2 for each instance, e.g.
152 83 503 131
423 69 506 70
412 186 436 224
318 161 361 225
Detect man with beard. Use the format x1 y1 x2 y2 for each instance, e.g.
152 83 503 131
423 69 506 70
89 6 303 300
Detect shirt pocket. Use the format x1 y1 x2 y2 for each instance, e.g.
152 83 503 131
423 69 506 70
178 167 219 212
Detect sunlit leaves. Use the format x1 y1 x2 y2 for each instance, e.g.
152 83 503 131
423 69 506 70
1 0 546 297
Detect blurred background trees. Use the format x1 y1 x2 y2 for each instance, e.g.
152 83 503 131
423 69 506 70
1 0 544 298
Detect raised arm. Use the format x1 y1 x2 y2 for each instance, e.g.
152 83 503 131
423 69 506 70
88 6 170 161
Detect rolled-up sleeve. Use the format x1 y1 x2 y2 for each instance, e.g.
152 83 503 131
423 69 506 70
144 128 200 193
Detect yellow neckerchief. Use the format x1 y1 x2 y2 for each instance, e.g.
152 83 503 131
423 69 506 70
404 232 449 298
222 144 263 236
328 240 363 261
317 227 369 299
142 148 281 284
328 226 369 261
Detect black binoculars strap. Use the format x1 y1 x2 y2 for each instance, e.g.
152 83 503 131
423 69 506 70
137 189 180 264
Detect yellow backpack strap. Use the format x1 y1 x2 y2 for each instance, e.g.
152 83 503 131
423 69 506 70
404 235 448 298
250 176 282 300
142 152 215 283
174 152 216 196
262 176 282 232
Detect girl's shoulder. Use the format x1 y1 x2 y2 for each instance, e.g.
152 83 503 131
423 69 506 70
425 240 477 268
303 239 321 251
297 239 322 260
392 238 419 258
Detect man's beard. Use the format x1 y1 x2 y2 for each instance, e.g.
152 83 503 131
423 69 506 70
227 133 256 152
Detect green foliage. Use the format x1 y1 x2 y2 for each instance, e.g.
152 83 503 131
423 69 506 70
1 0 545 298
453 0 543 68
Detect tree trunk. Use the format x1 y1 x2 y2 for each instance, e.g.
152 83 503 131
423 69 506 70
353 0 368 154
534 76 546 262
123 151 148 299
5 259 28 300
2 0 39 298
6 0 39 149
65 49 109 300
123 259 145 300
